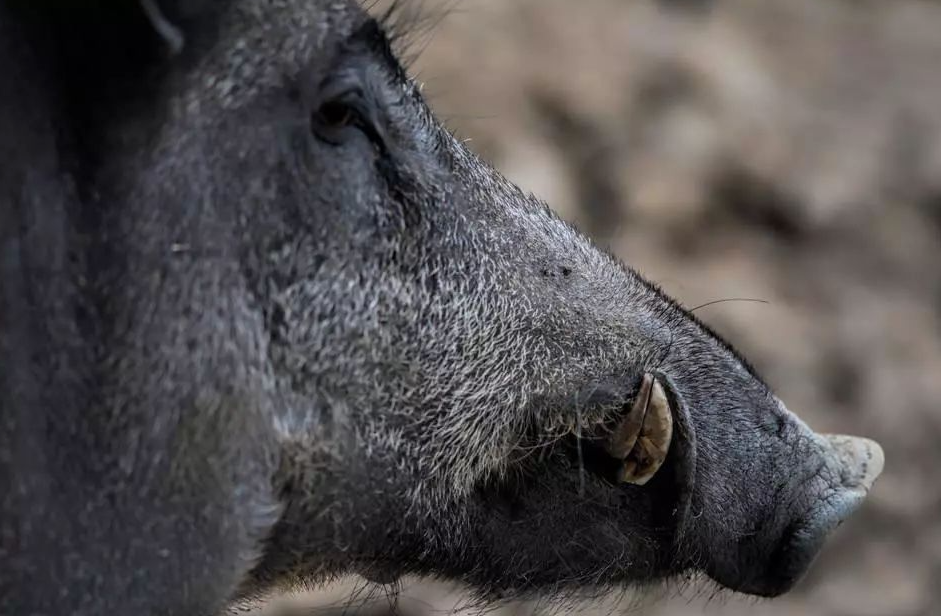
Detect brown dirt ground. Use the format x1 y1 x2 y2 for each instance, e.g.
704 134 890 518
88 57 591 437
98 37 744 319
250 1 941 614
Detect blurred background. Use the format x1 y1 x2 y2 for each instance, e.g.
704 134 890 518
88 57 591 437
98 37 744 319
254 0 941 614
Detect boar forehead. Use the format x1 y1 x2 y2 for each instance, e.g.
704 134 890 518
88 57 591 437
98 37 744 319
173 1 374 116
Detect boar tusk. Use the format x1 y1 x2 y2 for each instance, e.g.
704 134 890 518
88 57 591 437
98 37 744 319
606 373 654 460
617 376 674 485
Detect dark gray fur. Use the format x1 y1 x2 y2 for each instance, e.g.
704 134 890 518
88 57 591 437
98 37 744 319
0 1 879 614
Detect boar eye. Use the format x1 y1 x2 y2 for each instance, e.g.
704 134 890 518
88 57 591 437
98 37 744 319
310 87 382 148
310 95 359 145
315 100 355 129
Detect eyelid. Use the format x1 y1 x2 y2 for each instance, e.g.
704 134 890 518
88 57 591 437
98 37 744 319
321 81 365 106
318 65 366 103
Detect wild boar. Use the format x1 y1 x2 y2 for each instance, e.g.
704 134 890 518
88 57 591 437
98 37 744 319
0 1 883 614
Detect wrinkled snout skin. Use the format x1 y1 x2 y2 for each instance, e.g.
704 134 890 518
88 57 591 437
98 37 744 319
0 0 883 614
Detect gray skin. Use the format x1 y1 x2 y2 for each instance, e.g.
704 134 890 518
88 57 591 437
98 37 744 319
0 1 883 615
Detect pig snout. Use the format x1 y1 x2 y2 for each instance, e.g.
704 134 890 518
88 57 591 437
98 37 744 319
752 434 884 596
727 429 885 597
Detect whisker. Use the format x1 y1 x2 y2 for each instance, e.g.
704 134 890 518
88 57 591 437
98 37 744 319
688 297 769 313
